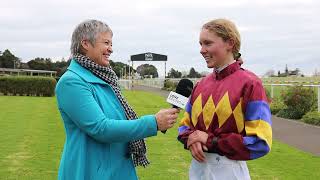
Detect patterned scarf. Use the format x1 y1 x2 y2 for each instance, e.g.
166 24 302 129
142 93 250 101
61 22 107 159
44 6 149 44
73 53 150 167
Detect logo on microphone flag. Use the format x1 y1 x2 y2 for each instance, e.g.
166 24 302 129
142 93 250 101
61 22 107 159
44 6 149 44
166 91 189 109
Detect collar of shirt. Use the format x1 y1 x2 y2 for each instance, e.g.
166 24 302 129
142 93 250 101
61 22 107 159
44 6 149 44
214 60 236 73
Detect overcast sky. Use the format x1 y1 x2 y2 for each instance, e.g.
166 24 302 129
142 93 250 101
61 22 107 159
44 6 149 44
1 0 319 77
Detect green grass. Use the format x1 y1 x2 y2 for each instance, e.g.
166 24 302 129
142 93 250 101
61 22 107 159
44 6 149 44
247 141 320 180
264 85 318 100
262 77 320 83
262 76 319 100
0 91 320 179
0 96 64 179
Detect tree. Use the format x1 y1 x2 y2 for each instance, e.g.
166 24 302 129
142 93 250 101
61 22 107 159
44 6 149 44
0 49 20 68
109 60 134 78
26 57 71 77
0 52 2 67
136 64 158 78
188 67 201 78
27 57 53 70
57 66 68 77
54 58 71 77
167 68 182 78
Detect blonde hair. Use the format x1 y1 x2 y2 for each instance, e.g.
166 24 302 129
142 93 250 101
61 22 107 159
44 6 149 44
202 19 241 58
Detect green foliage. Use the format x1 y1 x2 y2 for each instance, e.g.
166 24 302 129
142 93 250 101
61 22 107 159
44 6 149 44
167 68 182 78
27 57 70 77
311 101 318 112
136 64 158 78
162 79 177 91
264 87 273 103
27 57 54 70
0 49 20 68
262 76 320 84
188 67 201 78
0 76 56 97
109 60 133 78
0 50 69 74
302 111 320 126
277 108 303 119
264 87 271 99
0 49 137 79
57 65 68 78
277 86 316 119
270 98 286 115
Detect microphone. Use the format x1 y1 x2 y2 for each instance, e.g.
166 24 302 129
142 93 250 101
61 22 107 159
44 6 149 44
162 79 194 133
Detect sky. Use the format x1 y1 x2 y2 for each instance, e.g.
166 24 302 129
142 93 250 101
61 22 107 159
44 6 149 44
1 0 319 77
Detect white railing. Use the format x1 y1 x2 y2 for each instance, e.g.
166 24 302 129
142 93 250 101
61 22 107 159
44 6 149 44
131 78 201 89
119 80 132 90
165 78 201 86
132 79 165 89
265 83 320 112
120 78 320 112
119 79 165 90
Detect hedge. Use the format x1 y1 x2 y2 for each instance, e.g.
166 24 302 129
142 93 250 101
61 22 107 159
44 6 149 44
302 111 320 126
270 98 286 115
162 79 178 91
277 86 316 119
0 76 56 97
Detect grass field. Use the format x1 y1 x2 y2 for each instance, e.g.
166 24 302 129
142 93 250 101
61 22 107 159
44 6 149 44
263 85 319 101
262 76 320 83
0 91 320 179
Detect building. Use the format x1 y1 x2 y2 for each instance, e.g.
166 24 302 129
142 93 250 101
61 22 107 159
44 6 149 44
0 68 57 77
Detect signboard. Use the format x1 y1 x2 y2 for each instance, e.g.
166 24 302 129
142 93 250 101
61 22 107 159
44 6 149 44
131 52 167 61
145 53 153 61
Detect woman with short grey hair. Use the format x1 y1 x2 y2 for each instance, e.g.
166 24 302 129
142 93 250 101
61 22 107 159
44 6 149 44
70 19 113 56
55 19 179 180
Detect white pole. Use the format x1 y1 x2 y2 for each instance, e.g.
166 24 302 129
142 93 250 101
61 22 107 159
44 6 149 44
128 61 131 81
131 61 134 88
271 84 274 99
128 60 132 90
318 86 320 112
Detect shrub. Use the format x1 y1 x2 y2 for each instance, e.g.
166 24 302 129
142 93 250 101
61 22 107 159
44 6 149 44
264 87 271 100
278 86 316 119
311 102 318 112
302 111 320 126
277 108 304 120
0 76 56 97
270 98 286 115
162 79 177 91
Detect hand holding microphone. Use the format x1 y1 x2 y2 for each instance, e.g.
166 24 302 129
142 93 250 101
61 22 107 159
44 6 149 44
162 79 194 133
155 108 180 131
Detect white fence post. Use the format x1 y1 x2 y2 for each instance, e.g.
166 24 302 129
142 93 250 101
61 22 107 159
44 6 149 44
133 80 320 111
318 86 320 112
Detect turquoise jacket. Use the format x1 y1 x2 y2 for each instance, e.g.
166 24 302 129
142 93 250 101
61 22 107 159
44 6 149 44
55 60 158 180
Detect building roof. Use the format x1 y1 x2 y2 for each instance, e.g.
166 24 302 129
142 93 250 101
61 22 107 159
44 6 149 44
0 68 56 73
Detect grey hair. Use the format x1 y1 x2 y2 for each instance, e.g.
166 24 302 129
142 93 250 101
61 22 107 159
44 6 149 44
70 19 113 55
